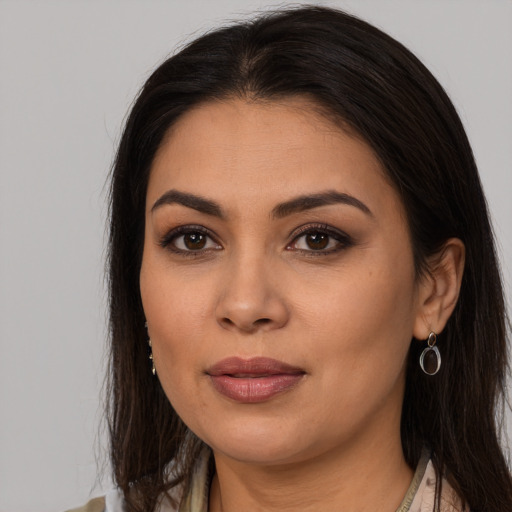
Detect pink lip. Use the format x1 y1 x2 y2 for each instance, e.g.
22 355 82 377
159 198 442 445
206 357 305 403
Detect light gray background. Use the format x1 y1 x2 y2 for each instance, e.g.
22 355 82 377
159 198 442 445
0 1 510 511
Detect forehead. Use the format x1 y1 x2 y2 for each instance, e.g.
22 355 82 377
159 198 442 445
147 97 399 218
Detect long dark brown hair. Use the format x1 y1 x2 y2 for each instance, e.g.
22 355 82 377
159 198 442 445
107 6 511 511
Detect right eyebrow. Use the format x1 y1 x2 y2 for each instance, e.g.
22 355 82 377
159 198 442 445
151 189 224 218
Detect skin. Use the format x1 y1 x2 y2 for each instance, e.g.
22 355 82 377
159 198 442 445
140 98 464 512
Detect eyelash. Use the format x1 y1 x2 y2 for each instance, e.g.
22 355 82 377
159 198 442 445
159 223 354 257
287 223 354 256
159 225 221 257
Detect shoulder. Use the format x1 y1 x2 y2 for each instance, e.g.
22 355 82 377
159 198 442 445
65 496 105 512
65 489 125 512
64 488 182 512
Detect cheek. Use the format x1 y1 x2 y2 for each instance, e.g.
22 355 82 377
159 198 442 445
139 255 216 392
141 247 213 327
296 255 417 384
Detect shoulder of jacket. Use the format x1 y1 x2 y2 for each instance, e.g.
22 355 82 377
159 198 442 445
65 496 106 512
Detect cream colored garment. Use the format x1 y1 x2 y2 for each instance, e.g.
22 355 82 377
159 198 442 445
162 450 464 512
397 453 465 512
410 460 463 511
68 449 465 512
172 449 465 512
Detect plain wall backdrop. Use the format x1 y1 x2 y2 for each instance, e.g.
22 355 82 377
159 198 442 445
0 1 511 510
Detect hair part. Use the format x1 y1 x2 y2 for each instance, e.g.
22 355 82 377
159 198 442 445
107 6 511 511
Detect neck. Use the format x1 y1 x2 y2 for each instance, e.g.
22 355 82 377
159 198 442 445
208 423 413 512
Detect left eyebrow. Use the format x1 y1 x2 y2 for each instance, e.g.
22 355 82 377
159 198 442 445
271 190 373 219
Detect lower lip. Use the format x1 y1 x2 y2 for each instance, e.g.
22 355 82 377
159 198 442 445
209 374 304 403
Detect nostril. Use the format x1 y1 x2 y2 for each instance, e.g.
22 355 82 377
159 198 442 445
255 318 271 325
219 316 272 331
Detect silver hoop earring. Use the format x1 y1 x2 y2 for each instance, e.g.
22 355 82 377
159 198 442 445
419 332 441 376
145 322 156 376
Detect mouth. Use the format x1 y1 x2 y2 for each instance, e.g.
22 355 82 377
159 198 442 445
206 357 306 403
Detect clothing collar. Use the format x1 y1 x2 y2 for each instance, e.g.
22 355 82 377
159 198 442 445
177 447 435 512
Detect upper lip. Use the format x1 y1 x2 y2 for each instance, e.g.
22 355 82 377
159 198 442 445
206 357 305 377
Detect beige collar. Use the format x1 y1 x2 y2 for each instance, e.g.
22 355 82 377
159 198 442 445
175 447 463 512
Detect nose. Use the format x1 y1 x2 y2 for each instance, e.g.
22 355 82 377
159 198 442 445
215 254 289 333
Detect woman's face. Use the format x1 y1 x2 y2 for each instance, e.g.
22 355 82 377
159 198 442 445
140 98 425 466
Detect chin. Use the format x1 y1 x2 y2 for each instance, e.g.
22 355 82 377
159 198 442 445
213 441 306 466
195 416 326 466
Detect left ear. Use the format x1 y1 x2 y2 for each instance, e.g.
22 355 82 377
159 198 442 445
413 238 465 339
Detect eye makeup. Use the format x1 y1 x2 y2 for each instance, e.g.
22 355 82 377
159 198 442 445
287 223 355 256
159 224 222 256
157 220 355 259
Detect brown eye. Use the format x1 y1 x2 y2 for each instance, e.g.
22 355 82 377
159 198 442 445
183 233 207 250
305 232 329 250
288 225 353 254
162 227 221 253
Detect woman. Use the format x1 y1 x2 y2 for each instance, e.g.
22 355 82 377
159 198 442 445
71 5 511 512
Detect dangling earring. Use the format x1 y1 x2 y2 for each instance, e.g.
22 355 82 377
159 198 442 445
145 321 156 376
419 331 441 375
